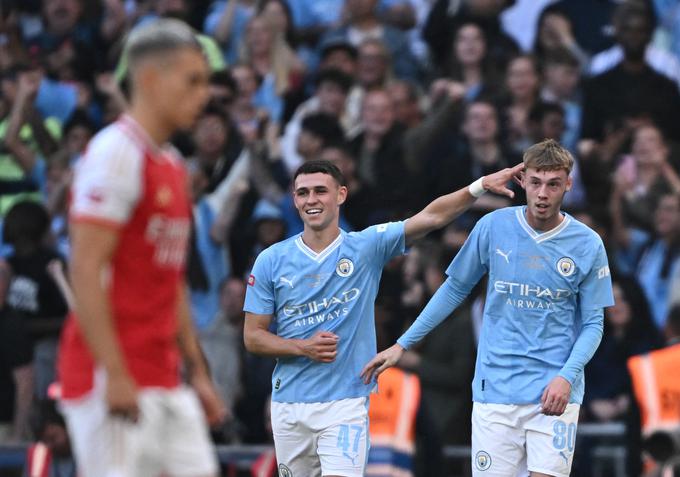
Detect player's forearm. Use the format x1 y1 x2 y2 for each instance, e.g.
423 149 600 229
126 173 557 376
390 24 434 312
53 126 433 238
244 327 305 358
70 262 129 378
558 310 604 385
406 188 475 243
398 277 470 349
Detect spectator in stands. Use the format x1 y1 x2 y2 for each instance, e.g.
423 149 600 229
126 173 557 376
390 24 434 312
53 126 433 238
501 54 541 155
442 21 499 102
203 0 257 65
240 13 305 126
320 0 420 81
387 80 423 130
0 66 60 215
0 201 68 441
610 125 680 233
206 70 247 192
536 0 617 57
423 0 519 72
612 192 680 331
317 38 358 78
540 48 582 151
349 88 419 219
532 5 588 68
186 131 250 333
343 38 392 126
280 68 353 175
198 277 247 443
584 277 662 423
230 63 277 147
424 97 517 213
581 0 680 143
590 1 680 90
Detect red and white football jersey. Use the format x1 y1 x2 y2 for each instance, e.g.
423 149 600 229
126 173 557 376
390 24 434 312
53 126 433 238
58 115 191 399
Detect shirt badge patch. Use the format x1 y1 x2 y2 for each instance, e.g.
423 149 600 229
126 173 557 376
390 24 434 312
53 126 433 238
336 258 354 277
557 257 576 277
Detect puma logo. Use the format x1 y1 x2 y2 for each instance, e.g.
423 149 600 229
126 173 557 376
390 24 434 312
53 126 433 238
560 451 569 466
279 276 295 288
496 248 512 263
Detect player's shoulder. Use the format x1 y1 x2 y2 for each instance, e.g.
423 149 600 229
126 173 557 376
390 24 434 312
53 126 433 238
475 206 518 230
566 214 604 246
82 121 143 166
349 221 405 241
255 234 300 261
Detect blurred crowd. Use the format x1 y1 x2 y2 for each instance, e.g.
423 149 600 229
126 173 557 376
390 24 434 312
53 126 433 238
1 0 680 475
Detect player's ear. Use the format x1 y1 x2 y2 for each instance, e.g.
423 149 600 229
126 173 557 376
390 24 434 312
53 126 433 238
337 185 348 205
565 175 573 192
136 62 161 95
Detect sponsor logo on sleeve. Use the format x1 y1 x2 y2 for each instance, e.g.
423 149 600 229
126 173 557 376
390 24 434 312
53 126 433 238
247 274 255 286
597 265 610 279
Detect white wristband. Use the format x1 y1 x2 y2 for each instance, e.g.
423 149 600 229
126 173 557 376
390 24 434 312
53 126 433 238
468 177 486 198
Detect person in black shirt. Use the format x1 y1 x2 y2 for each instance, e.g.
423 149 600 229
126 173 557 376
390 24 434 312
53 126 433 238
581 1 680 143
0 201 68 441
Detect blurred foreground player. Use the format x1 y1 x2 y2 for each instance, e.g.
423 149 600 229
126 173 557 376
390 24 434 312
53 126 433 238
57 19 225 477
243 159 523 477
363 139 615 477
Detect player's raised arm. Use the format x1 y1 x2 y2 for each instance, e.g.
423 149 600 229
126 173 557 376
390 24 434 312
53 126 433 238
244 312 340 362
403 163 523 244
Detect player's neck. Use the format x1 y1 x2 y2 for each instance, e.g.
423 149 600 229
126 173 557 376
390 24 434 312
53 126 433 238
525 208 564 232
301 226 341 253
127 103 173 147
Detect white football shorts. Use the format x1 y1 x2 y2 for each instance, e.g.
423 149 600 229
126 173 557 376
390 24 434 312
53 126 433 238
271 397 369 477
60 372 217 477
471 402 580 477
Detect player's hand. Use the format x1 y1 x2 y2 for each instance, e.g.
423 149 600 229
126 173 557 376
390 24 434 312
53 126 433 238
541 376 572 416
191 373 229 427
482 163 524 198
300 331 339 362
360 343 404 384
106 372 140 422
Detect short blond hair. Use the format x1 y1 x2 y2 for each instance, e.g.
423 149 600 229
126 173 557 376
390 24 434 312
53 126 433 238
523 139 574 174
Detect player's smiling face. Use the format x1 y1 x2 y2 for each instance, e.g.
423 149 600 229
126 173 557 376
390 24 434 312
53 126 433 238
293 172 347 231
522 167 572 230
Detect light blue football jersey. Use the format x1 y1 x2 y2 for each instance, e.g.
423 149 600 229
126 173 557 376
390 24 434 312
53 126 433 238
430 207 613 405
244 222 405 403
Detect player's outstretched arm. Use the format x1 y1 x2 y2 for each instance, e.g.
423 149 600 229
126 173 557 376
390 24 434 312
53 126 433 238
70 222 139 421
244 312 339 362
403 163 523 244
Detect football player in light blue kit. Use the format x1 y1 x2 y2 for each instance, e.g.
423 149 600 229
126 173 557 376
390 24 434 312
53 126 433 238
362 139 615 477
243 159 523 477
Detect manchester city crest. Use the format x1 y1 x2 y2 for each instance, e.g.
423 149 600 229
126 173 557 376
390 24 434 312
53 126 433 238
475 451 492 471
556 257 576 277
336 258 354 277
278 463 293 477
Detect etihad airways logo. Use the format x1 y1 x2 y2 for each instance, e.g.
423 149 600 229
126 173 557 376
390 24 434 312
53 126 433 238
284 288 360 316
494 281 571 310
